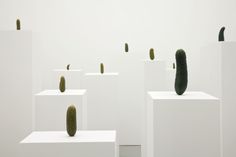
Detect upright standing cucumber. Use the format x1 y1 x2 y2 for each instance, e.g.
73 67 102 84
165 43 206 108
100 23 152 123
66 64 70 70
100 63 104 74
218 27 225 42
59 76 66 92
149 48 155 60
173 63 175 69
125 43 129 52
175 49 188 95
16 19 21 30
66 105 77 136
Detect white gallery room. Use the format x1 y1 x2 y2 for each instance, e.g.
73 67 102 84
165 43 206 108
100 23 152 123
0 0 236 157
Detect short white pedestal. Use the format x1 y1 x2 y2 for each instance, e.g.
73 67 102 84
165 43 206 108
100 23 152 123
34 89 87 131
143 60 167 91
51 69 83 89
0 31 32 157
20 131 118 157
166 68 175 91
146 91 220 157
84 73 120 135
200 42 236 157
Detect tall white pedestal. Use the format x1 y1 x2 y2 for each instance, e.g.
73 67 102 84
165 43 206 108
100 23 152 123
51 69 83 89
200 42 236 157
0 31 32 157
20 131 118 157
84 73 121 138
143 60 167 91
34 89 87 131
146 91 220 157
117 52 144 145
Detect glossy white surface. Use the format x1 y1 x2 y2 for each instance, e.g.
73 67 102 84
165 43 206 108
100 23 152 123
20 131 118 157
148 91 218 100
36 89 86 96
21 131 116 143
146 91 220 157
200 42 236 157
84 73 122 143
0 31 32 157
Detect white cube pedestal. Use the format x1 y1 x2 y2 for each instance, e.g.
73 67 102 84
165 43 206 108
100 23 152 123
20 131 118 157
146 91 220 157
34 89 87 131
200 42 236 157
143 60 167 91
84 73 121 139
0 31 32 157
51 69 83 89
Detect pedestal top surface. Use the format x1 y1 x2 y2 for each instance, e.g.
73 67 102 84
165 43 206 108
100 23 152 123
21 131 116 144
148 91 218 100
143 59 165 62
53 69 82 72
85 73 119 76
36 89 86 96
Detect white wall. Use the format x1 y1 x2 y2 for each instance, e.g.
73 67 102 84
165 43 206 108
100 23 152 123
0 0 236 147
0 0 236 92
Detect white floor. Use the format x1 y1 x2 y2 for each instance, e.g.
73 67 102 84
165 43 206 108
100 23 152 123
119 145 141 157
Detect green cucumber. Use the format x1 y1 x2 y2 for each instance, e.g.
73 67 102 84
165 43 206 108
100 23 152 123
100 63 104 74
59 76 66 92
125 43 129 52
149 48 155 60
66 105 77 136
175 49 188 95
16 19 21 30
66 64 70 70
218 27 225 42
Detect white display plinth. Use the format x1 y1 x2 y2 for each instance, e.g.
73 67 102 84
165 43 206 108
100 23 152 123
146 91 220 157
34 89 87 131
200 42 236 157
51 69 83 89
84 73 120 132
0 31 32 157
116 52 144 145
20 131 118 157
166 68 175 91
143 60 167 91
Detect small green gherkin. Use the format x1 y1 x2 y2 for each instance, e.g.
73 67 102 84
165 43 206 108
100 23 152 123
218 27 225 42
100 63 104 74
66 105 77 137
149 48 155 60
66 64 70 70
16 19 21 30
125 43 129 52
175 49 188 95
59 76 66 92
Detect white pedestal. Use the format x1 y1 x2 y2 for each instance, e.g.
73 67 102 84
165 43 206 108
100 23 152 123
34 89 87 131
200 42 236 157
146 91 220 157
51 69 83 89
143 60 167 91
84 73 121 137
20 131 118 157
116 53 144 145
166 68 175 91
0 31 32 157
